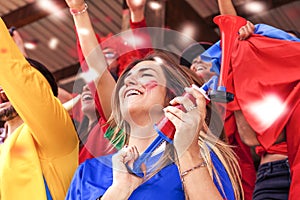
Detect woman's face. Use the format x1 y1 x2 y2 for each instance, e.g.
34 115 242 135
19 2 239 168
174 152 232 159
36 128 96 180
190 56 215 81
81 84 96 115
103 47 119 66
119 61 167 125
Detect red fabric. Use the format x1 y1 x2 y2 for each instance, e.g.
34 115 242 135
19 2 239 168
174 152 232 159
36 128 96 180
129 19 153 60
227 35 300 149
116 19 153 76
228 35 300 200
79 118 116 163
255 142 288 157
224 111 256 200
286 102 300 199
76 19 153 162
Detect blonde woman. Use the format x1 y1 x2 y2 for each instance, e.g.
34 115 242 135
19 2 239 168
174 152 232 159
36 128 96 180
64 0 242 199
66 52 243 200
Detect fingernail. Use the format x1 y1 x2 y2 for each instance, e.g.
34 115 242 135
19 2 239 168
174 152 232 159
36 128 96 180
185 87 192 92
191 84 200 90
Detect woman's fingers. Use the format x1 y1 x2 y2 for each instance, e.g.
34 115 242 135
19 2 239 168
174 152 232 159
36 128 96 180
111 146 144 191
126 146 140 168
163 106 183 128
169 95 196 113
185 87 206 120
238 21 255 40
164 86 207 124
123 146 134 163
113 145 139 172
247 21 255 32
122 146 139 163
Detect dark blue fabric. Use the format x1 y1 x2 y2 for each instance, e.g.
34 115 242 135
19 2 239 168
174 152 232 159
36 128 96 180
65 150 235 200
253 159 290 200
200 24 300 75
43 177 52 200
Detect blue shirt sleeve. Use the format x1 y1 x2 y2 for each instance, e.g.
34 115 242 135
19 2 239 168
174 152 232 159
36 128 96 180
254 24 300 41
65 156 113 200
65 163 85 200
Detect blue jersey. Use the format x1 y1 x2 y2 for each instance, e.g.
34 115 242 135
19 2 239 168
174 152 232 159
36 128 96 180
66 149 235 200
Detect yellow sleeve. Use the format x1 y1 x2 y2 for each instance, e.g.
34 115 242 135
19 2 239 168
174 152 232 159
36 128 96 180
0 18 78 157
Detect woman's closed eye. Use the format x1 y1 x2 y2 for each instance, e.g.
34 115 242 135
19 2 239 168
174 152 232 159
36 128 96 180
141 73 154 77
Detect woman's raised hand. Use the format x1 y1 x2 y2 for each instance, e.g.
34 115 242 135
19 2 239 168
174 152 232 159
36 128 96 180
126 0 146 22
163 87 206 156
109 145 145 198
65 0 85 10
238 21 255 40
126 0 146 13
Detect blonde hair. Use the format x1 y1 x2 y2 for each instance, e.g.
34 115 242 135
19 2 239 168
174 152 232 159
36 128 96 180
107 51 243 200
200 123 243 200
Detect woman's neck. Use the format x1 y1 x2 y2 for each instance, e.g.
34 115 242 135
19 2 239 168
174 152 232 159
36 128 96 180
127 109 165 153
128 124 159 153
85 112 98 125
85 112 98 131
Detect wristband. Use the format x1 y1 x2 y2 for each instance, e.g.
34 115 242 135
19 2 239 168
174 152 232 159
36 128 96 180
69 3 88 16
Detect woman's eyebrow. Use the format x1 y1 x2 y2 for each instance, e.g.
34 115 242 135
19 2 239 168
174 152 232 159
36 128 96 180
124 66 158 79
138 67 157 73
125 72 132 78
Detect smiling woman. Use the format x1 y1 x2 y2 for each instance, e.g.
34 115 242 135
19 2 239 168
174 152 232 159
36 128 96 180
76 84 116 163
120 61 167 127
63 0 243 198
65 51 243 200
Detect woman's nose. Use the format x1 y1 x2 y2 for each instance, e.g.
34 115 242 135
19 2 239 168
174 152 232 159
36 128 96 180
82 84 90 92
124 75 138 86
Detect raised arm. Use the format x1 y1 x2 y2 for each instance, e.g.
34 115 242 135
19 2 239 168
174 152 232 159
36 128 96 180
127 0 146 22
164 87 224 200
114 0 152 76
68 0 151 120
10 28 73 105
0 18 77 154
66 0 116 120
217 0 255 40
217 0 237 16
127 0 153 57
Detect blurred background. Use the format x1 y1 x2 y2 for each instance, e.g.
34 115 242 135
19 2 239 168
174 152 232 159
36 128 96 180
1 0 299 92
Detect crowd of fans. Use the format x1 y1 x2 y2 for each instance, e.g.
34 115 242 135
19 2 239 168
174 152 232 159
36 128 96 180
0 0 300 199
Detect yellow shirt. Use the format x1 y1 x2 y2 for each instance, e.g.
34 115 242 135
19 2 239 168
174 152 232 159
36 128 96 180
0 18 79 200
